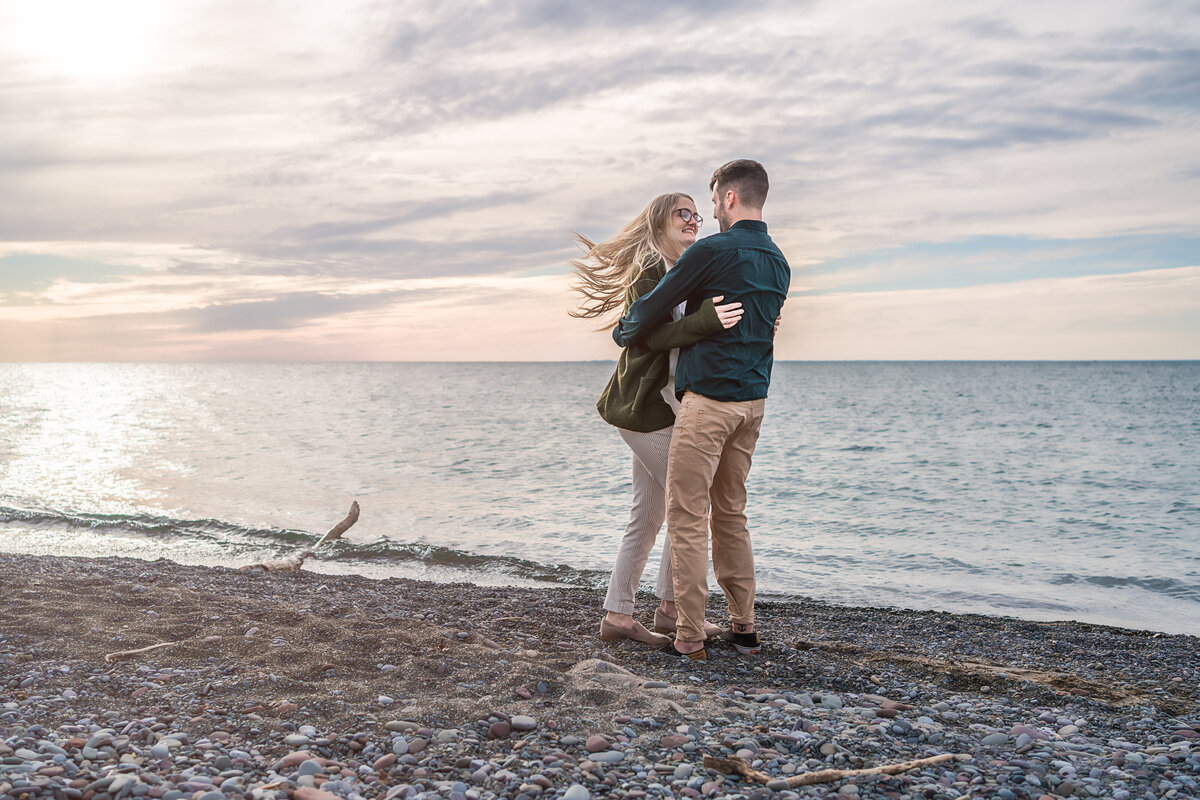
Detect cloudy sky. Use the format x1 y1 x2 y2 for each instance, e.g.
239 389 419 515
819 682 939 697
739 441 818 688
1 0 1197 360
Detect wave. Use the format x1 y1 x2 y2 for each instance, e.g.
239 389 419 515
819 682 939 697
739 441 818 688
0 505 311 547
1052 572 1200 602
0 504 605 588
318 539 606 587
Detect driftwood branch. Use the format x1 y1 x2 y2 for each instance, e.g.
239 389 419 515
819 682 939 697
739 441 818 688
702 752 970 790
312 500 360 548
105 641 187 662
240 501 360 573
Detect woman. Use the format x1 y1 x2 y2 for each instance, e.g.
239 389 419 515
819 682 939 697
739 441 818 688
571 193 742 644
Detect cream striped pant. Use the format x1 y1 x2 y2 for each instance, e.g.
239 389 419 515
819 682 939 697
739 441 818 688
602 425 675 615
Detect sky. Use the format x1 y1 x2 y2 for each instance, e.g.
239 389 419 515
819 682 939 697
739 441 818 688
1 0 1198 361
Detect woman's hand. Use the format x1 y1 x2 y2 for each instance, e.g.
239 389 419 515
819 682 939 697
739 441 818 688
711 295 744 329
774 312 781 333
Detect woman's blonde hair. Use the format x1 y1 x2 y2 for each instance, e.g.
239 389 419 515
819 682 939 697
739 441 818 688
569 192 692 323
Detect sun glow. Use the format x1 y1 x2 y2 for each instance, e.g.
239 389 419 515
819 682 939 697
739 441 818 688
1 0 166 81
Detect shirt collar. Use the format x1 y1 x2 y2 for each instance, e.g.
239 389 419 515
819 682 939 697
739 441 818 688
730 219 768 232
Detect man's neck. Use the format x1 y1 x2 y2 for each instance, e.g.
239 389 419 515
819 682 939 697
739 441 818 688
724 209 763 227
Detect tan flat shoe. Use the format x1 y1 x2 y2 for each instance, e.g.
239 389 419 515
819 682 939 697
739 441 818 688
654 609 720 639
599 618 671 646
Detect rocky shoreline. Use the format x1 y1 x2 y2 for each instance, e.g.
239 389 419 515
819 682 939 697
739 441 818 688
2 553 1198 800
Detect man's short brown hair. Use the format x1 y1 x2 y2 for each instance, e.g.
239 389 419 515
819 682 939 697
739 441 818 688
709 159 769 210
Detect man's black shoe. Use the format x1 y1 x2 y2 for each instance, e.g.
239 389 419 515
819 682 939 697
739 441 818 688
719 627 761 655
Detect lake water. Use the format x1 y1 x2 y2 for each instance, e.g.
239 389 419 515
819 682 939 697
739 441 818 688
1 361 1197 634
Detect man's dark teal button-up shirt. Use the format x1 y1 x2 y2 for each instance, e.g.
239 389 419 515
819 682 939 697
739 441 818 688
612 219 790 402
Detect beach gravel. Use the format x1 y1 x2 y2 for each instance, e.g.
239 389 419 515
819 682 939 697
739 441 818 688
1 553 1198 800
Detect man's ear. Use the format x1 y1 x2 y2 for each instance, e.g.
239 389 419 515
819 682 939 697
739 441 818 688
724 188 739 210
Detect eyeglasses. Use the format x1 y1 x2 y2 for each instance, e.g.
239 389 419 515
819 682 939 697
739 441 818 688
674 209 703 227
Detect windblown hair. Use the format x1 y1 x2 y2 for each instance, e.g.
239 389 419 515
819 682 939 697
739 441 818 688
710 159 769 210
569 192 692 323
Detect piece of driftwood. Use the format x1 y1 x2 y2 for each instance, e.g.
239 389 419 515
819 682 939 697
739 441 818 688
240 501 360 572
104 641 185 662
702 752 969 789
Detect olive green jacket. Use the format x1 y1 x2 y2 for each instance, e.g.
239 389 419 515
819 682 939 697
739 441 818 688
596 258 724 432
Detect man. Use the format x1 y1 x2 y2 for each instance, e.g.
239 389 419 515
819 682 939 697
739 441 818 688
612 159 790 660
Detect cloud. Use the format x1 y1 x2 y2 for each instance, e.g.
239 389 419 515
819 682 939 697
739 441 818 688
0 253 133 293
800 234 1200 294
180 290 411 333
0 0 1197 359
777 266 1200 361
3 264 1196 362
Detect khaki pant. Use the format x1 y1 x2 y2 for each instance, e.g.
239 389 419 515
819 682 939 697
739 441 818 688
667 392 765 642
603 426 675 615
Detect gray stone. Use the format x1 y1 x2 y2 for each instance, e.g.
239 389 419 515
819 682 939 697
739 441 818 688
108 775 137 796
982 733 1009 747
297 759 324 777
562 785 589 800
510 716 537 731
591 751 624 764
385 721 418 733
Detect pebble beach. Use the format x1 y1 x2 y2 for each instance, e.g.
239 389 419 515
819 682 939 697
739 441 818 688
2 553 1198 800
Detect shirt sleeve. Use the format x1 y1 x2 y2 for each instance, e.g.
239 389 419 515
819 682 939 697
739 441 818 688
643 298 722 353
611 244 712 347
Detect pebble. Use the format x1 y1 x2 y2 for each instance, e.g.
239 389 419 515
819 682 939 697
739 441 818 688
562 785 589 800
591 751 625 764
294 788 341 800
276 750 313 768
1 552 1194 800
385 720 418 732
584 735 609 753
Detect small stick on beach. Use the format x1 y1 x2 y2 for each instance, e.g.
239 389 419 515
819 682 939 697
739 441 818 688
702 752 970 789
104 641 187 663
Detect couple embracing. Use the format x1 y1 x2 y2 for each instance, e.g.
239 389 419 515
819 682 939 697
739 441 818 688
571 160 791 661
